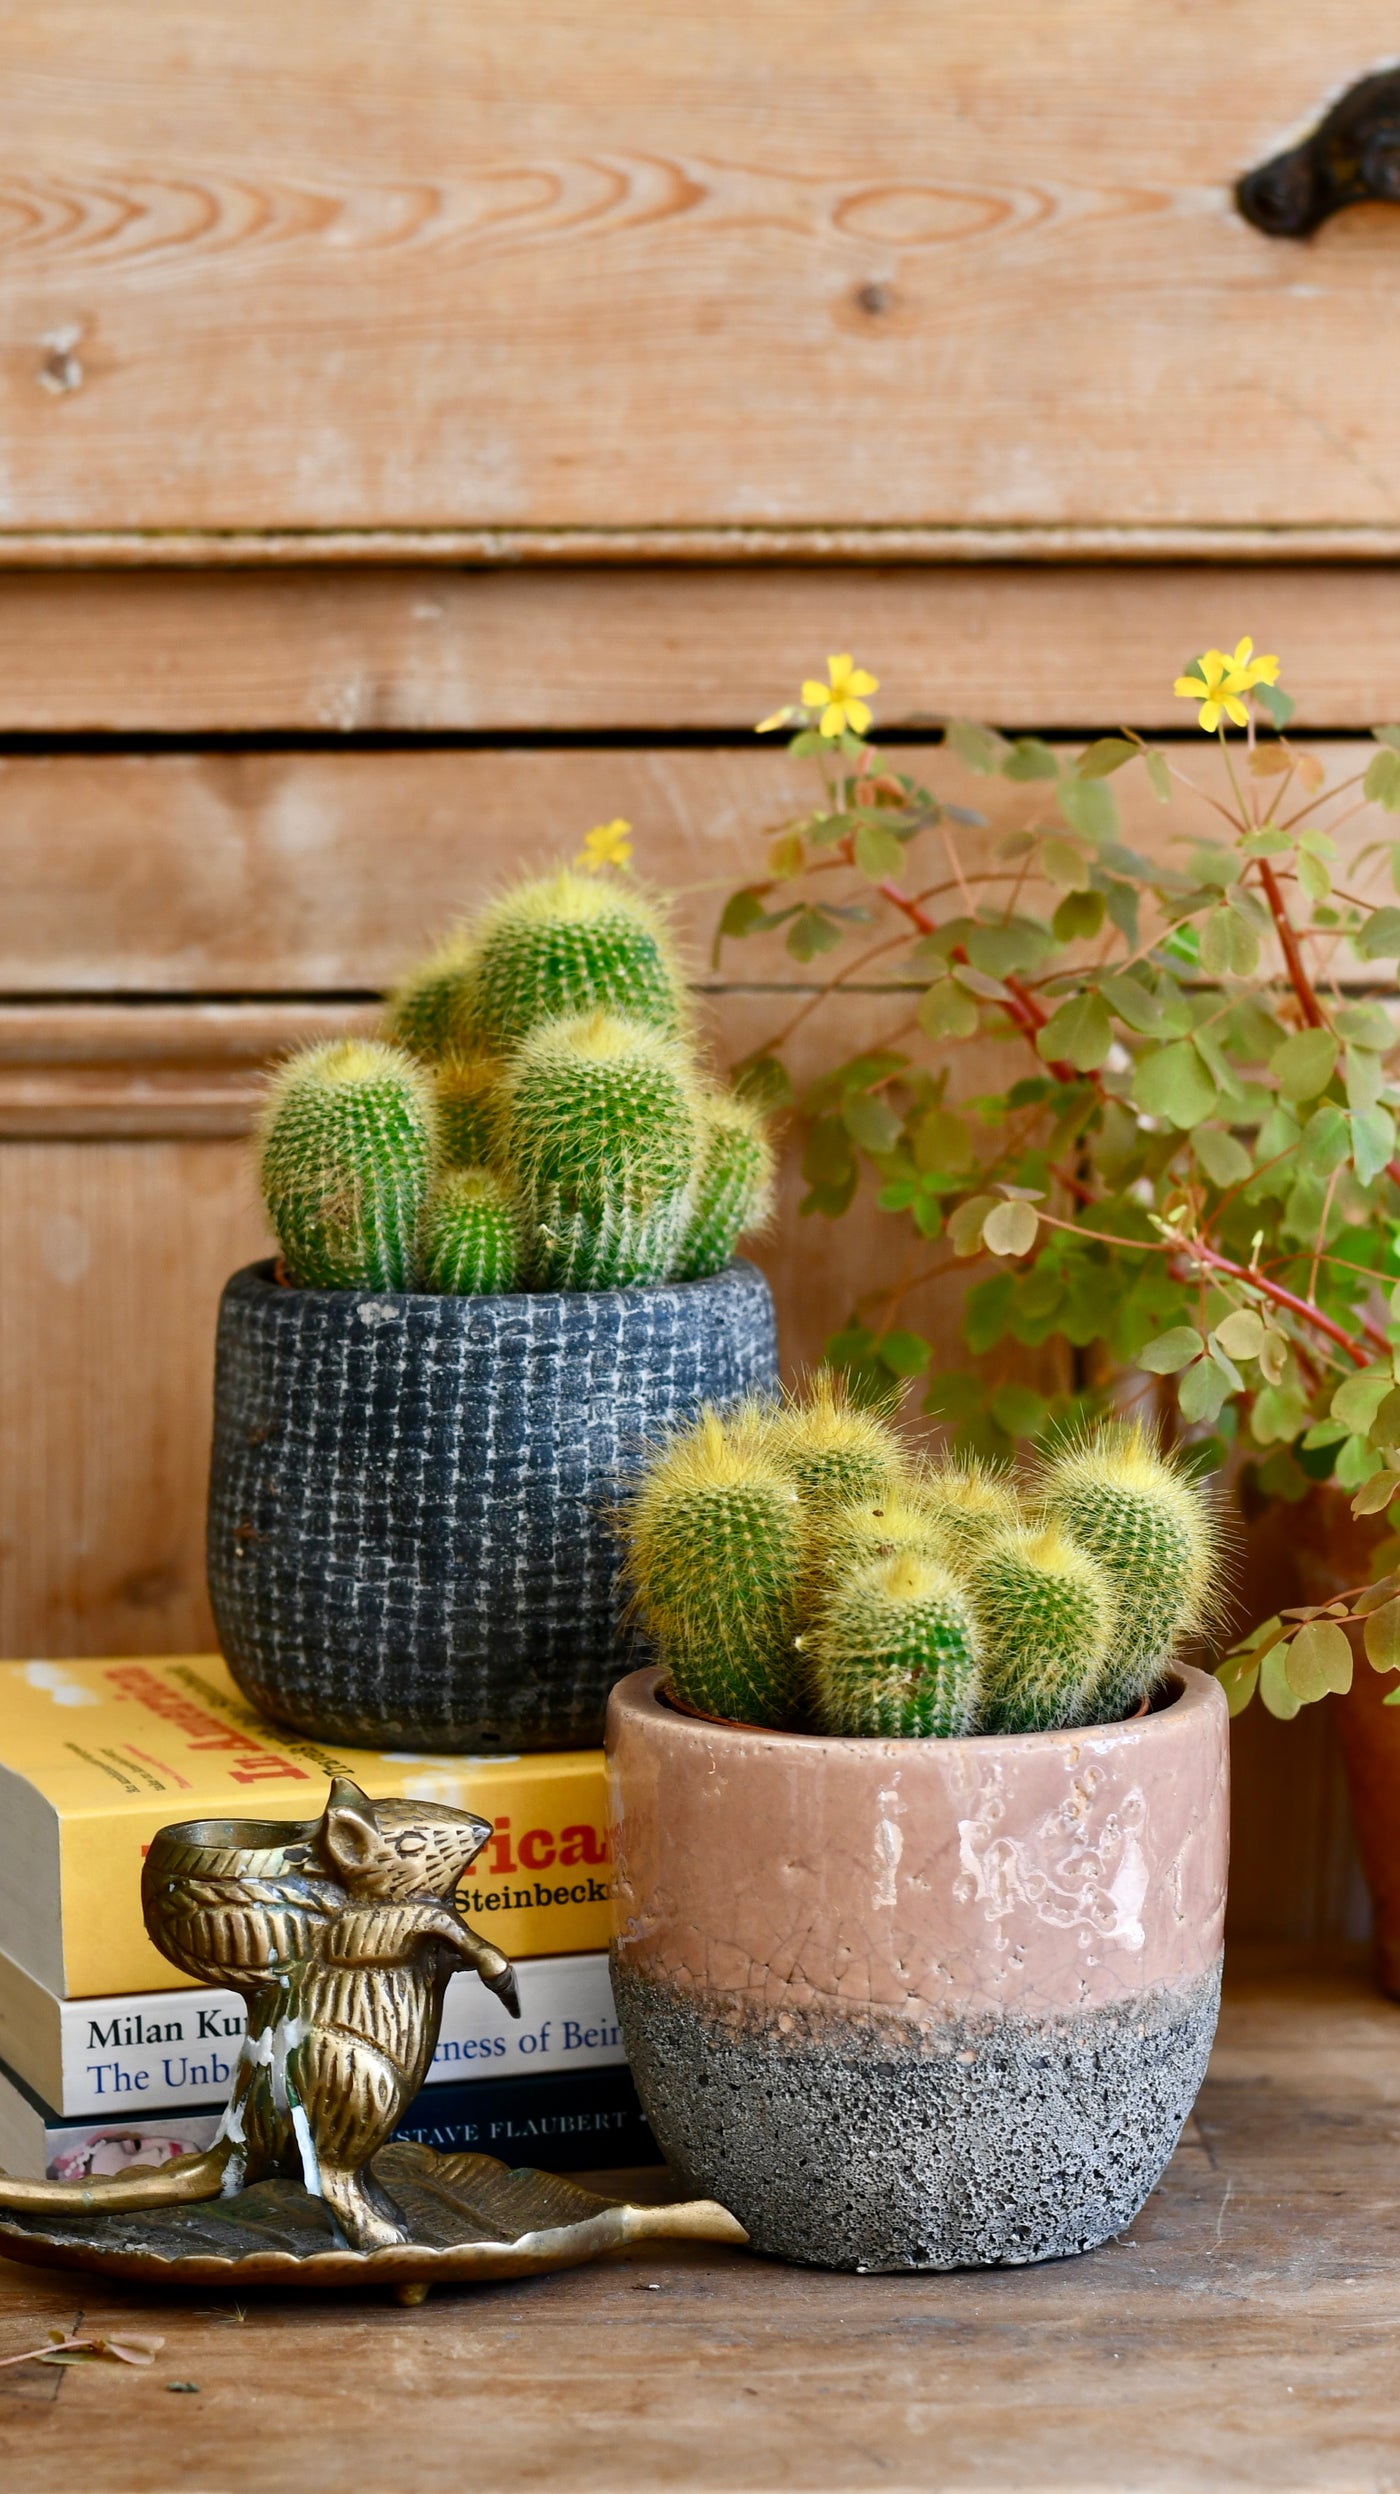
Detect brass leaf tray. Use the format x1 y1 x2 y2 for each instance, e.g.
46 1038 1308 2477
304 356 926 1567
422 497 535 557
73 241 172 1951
0 1777 747 2298
0 2142 746 2297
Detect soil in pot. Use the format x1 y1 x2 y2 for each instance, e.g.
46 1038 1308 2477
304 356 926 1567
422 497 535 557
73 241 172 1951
206 1257 778 1752
608 1665 1229 2272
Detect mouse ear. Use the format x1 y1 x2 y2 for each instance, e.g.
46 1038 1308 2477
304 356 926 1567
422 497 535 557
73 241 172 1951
319 1777 381 1876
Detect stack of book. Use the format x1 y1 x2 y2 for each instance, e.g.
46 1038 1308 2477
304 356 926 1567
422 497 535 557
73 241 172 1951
0 1653 656 2178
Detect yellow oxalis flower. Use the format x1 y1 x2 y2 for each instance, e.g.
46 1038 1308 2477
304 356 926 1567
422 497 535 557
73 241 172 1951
1174 637 1281 733
575 818 633 872
800 653 879 741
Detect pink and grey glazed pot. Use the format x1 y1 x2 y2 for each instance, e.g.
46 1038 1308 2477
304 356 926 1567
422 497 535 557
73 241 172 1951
606 1665 1228 2271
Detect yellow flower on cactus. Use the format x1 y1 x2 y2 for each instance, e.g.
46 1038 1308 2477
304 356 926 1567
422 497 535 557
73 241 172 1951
575 818 634 873
801 654 879 741
1174 638 1281 732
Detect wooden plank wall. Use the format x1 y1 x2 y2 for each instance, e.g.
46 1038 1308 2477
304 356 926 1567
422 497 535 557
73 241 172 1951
0 567 1396 731
4 5 1400 544
6 0 1400 1947
0 565 1375 1944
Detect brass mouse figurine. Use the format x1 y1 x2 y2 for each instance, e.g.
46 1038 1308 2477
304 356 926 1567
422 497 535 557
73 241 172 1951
0 1776 520 2253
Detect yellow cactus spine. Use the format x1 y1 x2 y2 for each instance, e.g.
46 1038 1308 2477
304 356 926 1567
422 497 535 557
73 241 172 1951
1037 1424 1222 1717
815 1483 953 1587
458 868 685 1053
761 1371 907 1515
625 1408 803 1727
505 1008 699 1290
258 1039 437 1292
672 1092 775 1281
969 1525 1117 1735
382 937 475 1065
418 1168 520 1295
808 1549 981 1738
912 1456 1022 1555
434 1052 505 1170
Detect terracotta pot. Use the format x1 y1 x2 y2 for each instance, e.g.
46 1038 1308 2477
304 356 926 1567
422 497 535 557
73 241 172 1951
607 1665 1229 2272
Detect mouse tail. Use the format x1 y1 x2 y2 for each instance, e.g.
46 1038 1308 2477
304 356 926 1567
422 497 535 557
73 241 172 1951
480 1956 521 2019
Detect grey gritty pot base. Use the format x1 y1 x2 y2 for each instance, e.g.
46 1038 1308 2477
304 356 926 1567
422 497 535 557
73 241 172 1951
611 1956 1222 2272
206 1257 777 1752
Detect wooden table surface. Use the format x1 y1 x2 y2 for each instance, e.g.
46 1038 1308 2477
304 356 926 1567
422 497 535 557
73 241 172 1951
2 1949 1396 2494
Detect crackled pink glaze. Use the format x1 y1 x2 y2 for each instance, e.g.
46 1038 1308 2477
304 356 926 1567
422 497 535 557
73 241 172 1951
607 1666 1228 2023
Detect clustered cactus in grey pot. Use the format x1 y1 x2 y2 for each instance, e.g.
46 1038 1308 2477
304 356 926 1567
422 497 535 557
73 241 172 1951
207 863 779 1753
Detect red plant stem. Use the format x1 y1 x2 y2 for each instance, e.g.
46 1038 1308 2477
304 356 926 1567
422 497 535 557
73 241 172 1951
875 867 1400 1281
872 874 935 933
875 872 1048 1027
1036 1207 1382 1367
831 848 1400 1285
1251 859 1400 1189
1175 1239 1374 1366
1049 1161 1096 1206
872 869 1074 1072
1254 857 1326 1029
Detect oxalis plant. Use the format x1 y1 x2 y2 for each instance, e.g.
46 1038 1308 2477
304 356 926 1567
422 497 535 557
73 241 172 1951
716 645 1400 1723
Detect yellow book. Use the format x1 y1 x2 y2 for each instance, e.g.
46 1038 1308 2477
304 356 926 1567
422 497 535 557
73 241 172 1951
0 1656 612 1998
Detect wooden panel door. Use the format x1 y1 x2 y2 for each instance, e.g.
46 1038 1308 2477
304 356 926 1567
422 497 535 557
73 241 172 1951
0 3 1385 1949
2 4 1400 546
0 563 1374 1945
0 566 1397 730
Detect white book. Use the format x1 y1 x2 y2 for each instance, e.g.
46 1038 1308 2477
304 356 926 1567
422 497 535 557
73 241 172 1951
0 1946 625 2119
0 2083 225 2187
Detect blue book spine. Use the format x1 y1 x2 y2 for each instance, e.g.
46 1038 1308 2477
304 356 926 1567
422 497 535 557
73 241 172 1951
394 2064 659 2169
21 2059 660 2180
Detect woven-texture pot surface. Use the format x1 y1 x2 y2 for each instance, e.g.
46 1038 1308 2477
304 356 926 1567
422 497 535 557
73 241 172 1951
207 1258 777 1751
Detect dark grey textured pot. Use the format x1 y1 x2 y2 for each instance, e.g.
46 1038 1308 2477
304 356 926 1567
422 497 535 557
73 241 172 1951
206 1257 778 1752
